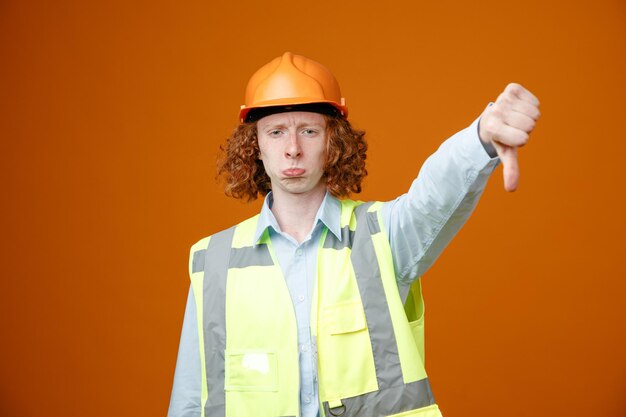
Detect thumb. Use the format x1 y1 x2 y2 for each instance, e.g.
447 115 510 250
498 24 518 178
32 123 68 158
493 141 519 192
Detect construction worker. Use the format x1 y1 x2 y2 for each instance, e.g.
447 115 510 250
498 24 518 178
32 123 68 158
168 52 540 417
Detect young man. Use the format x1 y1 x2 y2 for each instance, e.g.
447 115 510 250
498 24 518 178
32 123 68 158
168 52 540 417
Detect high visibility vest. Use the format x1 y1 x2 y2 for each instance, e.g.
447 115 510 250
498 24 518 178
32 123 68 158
188 200 443 417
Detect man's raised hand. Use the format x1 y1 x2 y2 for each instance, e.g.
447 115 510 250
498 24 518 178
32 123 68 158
478 83 541 192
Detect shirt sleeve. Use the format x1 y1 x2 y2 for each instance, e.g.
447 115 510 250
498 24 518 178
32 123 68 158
167 285 202 417
381 117 500 286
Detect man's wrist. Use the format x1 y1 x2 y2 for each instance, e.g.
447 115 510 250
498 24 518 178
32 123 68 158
477 115 498 158
477 103 498 158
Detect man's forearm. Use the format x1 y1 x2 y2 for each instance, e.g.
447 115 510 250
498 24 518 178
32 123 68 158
382 117 500 284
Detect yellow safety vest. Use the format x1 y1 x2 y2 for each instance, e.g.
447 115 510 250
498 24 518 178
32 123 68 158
188 200 443 417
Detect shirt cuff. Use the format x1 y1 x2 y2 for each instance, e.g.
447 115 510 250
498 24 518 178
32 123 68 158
462 116 500 168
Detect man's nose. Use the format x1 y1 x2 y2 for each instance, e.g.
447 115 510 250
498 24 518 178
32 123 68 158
285 133 302 158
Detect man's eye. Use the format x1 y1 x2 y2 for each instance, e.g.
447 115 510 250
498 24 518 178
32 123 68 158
268 130 283 137
302 129 317 135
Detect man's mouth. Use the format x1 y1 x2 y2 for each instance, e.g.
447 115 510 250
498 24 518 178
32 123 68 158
283 168 305 177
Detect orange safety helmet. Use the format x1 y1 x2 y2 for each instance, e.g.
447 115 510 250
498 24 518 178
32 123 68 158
239 52 348 123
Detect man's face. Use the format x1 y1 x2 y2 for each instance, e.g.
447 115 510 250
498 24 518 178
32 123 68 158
257 111 327 198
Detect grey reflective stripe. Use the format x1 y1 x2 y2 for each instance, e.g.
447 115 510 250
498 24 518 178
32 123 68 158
202 227 235 417
366 211 380 234
323 377 435 417
192 249 206 273
351 203 403 390
323 226 354 250
230 245 274 269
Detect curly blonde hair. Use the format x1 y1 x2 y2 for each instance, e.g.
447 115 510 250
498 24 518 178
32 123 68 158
217 114 367 201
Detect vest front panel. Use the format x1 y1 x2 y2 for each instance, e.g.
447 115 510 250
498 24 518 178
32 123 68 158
191 202 442 417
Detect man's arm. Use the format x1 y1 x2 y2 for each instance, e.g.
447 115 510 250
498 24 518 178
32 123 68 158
167 286 202 417
382 116 499 285
382 83 540 285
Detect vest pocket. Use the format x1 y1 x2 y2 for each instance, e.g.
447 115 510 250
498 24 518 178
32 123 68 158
326 300 368 335
224 350 278 392
319 300 378 399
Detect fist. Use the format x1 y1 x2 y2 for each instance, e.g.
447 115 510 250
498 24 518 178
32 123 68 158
479 83 541 192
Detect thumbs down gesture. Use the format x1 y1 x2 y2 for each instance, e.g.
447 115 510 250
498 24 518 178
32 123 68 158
479 83 541 192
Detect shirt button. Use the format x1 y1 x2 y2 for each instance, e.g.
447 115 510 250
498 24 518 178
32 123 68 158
304 396 311 404
296 249 303 256
298 295 305 302
301 344 309 352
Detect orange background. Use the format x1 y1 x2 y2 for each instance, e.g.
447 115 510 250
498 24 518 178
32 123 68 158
1 1 625 416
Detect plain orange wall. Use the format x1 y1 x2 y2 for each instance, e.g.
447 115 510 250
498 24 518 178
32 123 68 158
1 1 625 416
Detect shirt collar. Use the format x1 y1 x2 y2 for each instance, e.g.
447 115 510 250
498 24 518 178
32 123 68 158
253 191 342 245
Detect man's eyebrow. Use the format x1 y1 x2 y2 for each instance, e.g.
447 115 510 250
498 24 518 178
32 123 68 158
299 121 324 127
259 123 286 130
260 121 325 129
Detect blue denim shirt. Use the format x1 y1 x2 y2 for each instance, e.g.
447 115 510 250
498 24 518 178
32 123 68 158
168 118 499 417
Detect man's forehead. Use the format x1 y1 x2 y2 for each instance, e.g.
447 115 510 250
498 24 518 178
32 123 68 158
257 111 327 127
